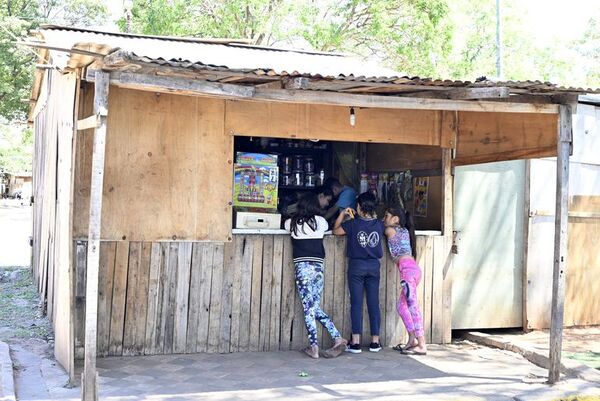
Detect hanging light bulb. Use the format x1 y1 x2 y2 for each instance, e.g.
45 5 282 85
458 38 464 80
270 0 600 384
349 107 356 126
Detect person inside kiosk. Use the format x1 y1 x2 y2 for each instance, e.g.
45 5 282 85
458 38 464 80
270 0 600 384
323 177 358 222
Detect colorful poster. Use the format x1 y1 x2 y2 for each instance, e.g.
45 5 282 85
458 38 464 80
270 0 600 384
414 177 429 217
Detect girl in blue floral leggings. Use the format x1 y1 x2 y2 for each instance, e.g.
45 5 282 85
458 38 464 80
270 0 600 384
284 193 347 359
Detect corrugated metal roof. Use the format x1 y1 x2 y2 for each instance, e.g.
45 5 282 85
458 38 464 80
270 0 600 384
38 25 401 79
35 25 600 94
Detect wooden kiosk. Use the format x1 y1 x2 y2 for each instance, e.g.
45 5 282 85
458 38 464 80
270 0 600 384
27 25 595 400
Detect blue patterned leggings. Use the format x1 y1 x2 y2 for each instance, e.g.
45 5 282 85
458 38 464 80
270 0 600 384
294 260 341 346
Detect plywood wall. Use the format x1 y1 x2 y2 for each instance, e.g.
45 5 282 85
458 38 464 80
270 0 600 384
73 85 232 241
455 112 558 165
226 101 455 146
366 143 442 172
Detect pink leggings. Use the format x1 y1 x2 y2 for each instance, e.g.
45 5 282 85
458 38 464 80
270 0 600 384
396 258 424 338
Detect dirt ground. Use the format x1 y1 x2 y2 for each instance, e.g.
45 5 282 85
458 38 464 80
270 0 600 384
0 199 72 399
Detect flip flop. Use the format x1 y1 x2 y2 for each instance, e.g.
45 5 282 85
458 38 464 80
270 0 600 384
392 344 404 352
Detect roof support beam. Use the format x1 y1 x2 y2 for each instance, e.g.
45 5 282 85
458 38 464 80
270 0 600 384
85 69 559 114
548 104 572 384
82 70 110 401
399 87 511 100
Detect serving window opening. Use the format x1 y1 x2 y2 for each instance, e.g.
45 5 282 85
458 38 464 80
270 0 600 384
231 135 442 233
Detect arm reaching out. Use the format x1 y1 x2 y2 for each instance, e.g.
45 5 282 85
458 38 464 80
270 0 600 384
333 208 354 235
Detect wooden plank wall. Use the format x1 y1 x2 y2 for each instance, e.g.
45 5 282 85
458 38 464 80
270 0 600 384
564 196 600 326
31 70 78 378
73 234 451 357
73 85 233 242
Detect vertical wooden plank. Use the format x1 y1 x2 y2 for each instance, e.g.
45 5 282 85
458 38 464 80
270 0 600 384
335 237 352 344
174 242 192 354
97 242 116 357
74 241 87 359
385 245 400 347
269 236 284 351
441 146 454 346
219 239 235 353
419 236 434 343
431 236 445 343
249 236 264 352
325 235 350 338
279 237 295 350
109 241 129 356
321 236 335 349
259 236 274 351
187 243 204 353
229 237 244 352
549 105 572 384
441 236 453 344
123 242 141 356
83 70 109 401
195 243 214 353
132 243 151 355
156 242 171 354
442 148 453 236
163 242 179 354
145 242 163 354
238 236 254 352
207 243 225 353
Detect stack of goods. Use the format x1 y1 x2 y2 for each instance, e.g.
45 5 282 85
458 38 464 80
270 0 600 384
360 171 413 208
280 155 325 188
233 153 281 229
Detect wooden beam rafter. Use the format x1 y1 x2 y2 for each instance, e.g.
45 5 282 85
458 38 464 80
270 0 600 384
86 69 559 114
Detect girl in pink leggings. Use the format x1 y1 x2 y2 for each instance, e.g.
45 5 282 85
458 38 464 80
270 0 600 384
384 207 427 355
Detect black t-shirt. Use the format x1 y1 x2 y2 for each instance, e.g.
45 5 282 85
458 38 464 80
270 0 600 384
341 217 384 263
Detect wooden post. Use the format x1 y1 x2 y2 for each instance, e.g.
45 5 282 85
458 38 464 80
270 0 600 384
441 148 454 344
82 70 110 401
548 104 572 384
442 148 453 236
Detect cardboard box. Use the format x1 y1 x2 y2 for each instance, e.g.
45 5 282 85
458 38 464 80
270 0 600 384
235 211 282 229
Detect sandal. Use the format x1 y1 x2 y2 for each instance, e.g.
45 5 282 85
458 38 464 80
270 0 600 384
323 338 348 358
302 345 319 359
392 344 405 352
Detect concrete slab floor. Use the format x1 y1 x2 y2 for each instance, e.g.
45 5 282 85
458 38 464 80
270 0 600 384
44 342 600 401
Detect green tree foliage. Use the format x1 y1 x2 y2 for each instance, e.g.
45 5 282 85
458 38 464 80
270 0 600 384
575 17 600 88
120 0 295 45
0 119 33 173
294 0 453 77
0 0 108 122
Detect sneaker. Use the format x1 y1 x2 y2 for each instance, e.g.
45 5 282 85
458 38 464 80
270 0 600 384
369 342 382 352
345 342 362 354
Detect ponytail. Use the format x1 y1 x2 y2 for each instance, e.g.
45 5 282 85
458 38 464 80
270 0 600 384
404 211 417 259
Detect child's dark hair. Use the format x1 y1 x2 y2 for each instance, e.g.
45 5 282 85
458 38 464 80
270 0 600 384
386 206 417 258
315 186 333 198
290 192 322 235
357 191 377 216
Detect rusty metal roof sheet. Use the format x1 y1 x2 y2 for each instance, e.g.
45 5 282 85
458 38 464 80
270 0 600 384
35 25 600 94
